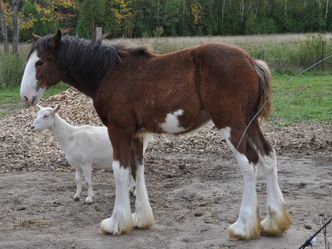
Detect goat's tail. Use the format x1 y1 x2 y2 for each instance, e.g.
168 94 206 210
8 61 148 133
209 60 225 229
253 59 272 121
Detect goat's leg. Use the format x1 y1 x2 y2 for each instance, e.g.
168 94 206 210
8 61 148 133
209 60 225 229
82 165 94 204
74 169 82 201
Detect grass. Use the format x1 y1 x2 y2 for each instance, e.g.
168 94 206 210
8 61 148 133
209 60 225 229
0 83 68 117
271 73 332 124
0 75 330 124
0 83 68 104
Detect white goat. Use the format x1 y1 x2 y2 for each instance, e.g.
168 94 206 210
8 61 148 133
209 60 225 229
31 105 151 204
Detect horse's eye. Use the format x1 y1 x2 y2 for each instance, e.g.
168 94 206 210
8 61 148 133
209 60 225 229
36 60 43 67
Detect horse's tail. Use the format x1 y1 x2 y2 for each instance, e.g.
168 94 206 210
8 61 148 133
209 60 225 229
253 59 272 121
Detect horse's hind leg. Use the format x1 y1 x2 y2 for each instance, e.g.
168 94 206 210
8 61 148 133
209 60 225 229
259 150 291 235
220 126 261 240
250 124 291 236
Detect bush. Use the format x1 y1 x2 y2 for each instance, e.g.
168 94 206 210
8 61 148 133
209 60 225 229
0 54 25 87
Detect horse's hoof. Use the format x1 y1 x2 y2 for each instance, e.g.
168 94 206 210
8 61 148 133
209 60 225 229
132 211 155 229
261 206 291 236
84 197 93 205
100 214 133 235
227 217 261 240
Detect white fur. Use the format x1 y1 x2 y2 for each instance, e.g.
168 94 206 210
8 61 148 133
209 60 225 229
20 51 46 104
220 127 259 238
100 161 133 234
259 150 286 228
132 164 155 228
32 106 149 203
160 109 186 133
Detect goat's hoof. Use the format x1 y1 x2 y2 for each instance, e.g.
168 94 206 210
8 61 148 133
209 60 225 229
73 196 80 201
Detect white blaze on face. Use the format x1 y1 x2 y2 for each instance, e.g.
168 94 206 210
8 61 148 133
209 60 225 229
160 109 186 133
20 50 46 105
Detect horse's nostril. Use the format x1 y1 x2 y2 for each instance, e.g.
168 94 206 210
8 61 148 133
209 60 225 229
32 95 37 104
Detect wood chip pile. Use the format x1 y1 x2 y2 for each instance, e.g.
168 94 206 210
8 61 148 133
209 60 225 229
0 88 331 173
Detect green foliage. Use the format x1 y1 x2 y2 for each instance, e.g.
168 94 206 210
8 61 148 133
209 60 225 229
6 0 330 40
0 54 25 87
76 0 107 38
20 2 60 41
18 0 77 41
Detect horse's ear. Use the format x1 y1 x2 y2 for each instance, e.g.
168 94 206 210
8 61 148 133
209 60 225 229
32 33 41 41
48 30 62 49
53 104 60 113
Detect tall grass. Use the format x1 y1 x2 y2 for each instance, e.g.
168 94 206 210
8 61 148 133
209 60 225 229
244 35 332 73
0 53 25 87
130 34 332 74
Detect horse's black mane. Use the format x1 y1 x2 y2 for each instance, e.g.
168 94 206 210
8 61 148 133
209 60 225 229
30 35 152 96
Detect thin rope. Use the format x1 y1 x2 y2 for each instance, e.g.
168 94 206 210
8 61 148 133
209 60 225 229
298 217 332 249
236 54 332 150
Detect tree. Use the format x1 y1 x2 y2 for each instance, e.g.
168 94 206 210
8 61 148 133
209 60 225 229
76 0 107 39
0 0 9 53
20 0 77 40
11 0 19 55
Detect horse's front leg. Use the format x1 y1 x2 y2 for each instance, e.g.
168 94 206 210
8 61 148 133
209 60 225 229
131 135 155 229
100 128 133 235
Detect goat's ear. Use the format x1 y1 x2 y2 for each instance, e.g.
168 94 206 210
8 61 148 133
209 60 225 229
36 104 42 110
53 104 60 113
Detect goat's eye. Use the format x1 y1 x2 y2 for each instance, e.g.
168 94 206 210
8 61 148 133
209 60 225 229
35 60 43 67
43 115 49 119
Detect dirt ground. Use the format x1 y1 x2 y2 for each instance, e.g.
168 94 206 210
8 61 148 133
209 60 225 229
0 89 331 249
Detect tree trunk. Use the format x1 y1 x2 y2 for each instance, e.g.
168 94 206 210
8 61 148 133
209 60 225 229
12 0 20 55
221 0 226 25
182 0 185 33
0 0 9 54
254 0 259 17
325 0 330 23
240 0 245 33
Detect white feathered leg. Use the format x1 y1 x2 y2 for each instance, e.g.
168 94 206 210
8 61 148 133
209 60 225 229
132 164 155 228
100 161 133 235
259 150 291 236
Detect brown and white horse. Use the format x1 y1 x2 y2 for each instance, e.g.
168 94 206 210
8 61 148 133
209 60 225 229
20 31 291 240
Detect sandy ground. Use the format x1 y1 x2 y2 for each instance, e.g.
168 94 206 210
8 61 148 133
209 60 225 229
0 151 331 249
